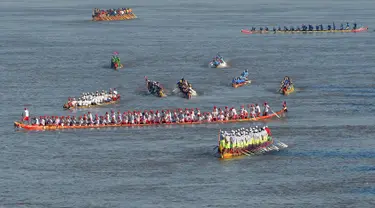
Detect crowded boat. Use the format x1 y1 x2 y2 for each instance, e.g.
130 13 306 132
279 76 294 95
92 8 137 21
217 126 288 159
241 22 368 34
209 53 227 68
176 78 197 99
63 88 120 110
15 102 288 130
145 76 166 97
232 70 251 88
111 52 123 70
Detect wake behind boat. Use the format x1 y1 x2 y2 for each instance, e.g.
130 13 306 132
232 70 251 88
216 126 288 159
175 78 197 99
63 89 120 110
241 22 368 34
209 53 227 68
145 76 166 97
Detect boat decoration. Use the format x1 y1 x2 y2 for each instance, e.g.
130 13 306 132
241 22 368 34
63 89 120 110
14 102 287 131
175 78 197 99
145 76 166 97
278 76 294 95
216 126 288 159
111 52 123 70
232 70 251 88
209 53 227 68
92 8 137 21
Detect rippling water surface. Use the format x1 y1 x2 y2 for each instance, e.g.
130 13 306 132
1 0 375 207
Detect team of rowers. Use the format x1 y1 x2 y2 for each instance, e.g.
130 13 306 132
232 70 249 84
23 102 286 126
64 89 120 108
92 8 133 17
249 22 358 32
110 53 122 69
177 78 194 95
279 76 293 90
218 126 272 153
145 77 164 96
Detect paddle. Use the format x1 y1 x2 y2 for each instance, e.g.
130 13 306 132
270 108 281 119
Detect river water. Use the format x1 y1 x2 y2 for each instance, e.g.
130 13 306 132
1 0 375 207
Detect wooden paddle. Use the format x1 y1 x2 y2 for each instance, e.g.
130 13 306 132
270 108 281 119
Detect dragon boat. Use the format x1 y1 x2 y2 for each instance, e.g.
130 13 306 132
279 76 294 96
14 104 288 131
241 26 368 34
209 53 227 68
63 91 120 110
176 78 197 99
92 8 137 21
232 70 251 88
216 126 288 159
145 76 166 97
111 52 123 70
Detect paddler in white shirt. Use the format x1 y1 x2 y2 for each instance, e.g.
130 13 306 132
255 104 261 117
263 102 270 116
212 106 218 120
230 107 237 119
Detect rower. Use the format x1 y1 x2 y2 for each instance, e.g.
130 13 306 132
315 25 319 31
22 108 30 124
290 26 294 31
265 27 269 31
259 27 263 31
273 27 276 32
277 26 281 31
296 26 301 31
333 22 336 30
353 22 357 30
255 104 261 117
340 23 344 30
263 102 270 116
308 25 313 31
328 25 331 30
346 22 350 29
320 24 323 31
283 26 288 31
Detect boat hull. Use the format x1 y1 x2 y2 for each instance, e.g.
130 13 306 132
14 108 286 131
241 26 368 34
220 140 273 159
232 80 251 88
63 99 120 110
282 85 295 95
92 14 137 21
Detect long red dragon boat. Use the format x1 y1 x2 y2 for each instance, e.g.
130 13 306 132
14 105 288 131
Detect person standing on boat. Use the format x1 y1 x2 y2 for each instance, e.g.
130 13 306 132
255 104 261 117
263 102 270 116
22 108 30 124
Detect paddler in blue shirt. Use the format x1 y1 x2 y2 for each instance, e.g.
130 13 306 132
265 27 269 31
315 25 320 31
333 22 336 30
353 23 357 29
273 27 276 32
328 25 332 30
346 22 350 29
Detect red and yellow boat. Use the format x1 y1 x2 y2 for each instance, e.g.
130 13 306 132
14 107 287 131
92 8 137 21
219 140 274 159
